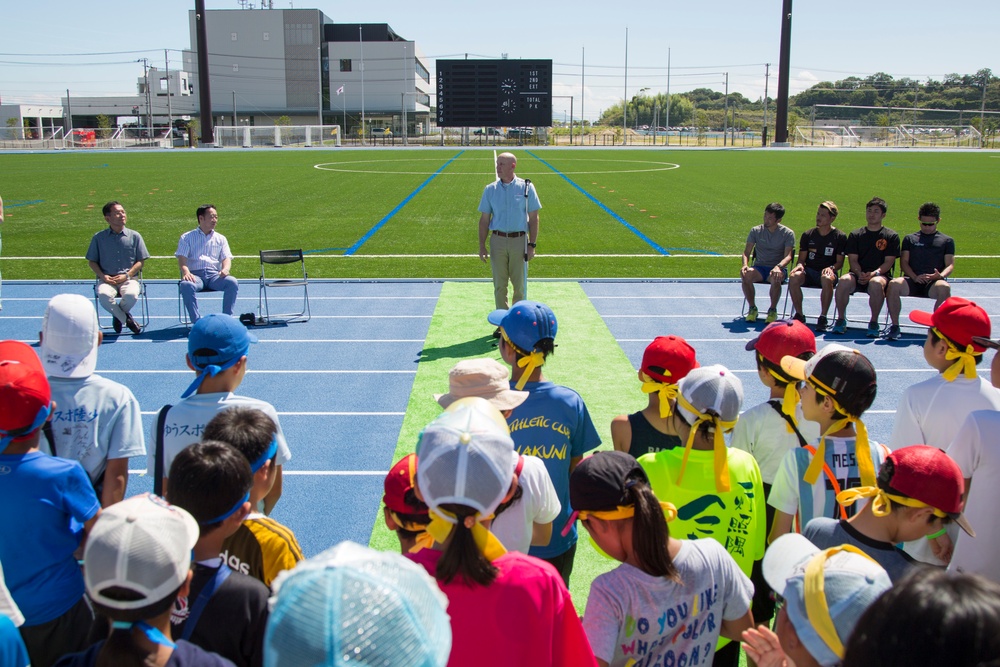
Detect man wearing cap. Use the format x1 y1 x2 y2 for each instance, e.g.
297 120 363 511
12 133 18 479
788 201 846 330
152 314 291 514
87 201 150 334
478 153 541 316
0 340 102 667
885 202 955 340
489 301 601 584
177 204 239 324
805 445 973 583
742 533 891 667
434 359 560 554
611 335 699 458
832 197 900 337
741 202 796 324
38 294 145 507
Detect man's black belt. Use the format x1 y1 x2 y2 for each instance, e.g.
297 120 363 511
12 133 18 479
492 230 526 238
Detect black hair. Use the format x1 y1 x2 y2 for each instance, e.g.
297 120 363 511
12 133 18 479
866 197 888 214
203 407 278 467
928 329 983 365
842 568 1000 667
91 583 184 667
755 350 812 388
819 201 839 219
764 202 785 220
622 475 679 581
196 204 217 219
167 440 252 533
674 407 723 441
918 202 941 220
493 484 524 519
102 201 122 217
511 337 556 361
390 487 431 541
434 503 498 586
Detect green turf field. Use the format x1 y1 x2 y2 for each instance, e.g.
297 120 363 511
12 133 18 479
2 148 998 279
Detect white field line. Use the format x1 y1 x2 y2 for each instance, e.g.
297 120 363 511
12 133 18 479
140 411 404 416
98 369 416 374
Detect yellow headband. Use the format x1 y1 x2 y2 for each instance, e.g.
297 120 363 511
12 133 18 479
500 328 545 391
804 545 880 659
761 356 802 434
836 486 949 519
675 393 737 492
578 501 678 524
640 372 678 419
802 380 876 488
933 327 980 381
424 508 507 562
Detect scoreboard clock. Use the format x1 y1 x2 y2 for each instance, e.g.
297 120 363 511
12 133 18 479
436 59 552 128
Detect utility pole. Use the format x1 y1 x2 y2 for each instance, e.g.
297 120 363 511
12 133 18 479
623 28 628 145
774 0 793 144
360 25 366 145
723 72 729 147
141 58 151 138
665 48 671 145
194 0 214 145
581 47 585 145
164 50 173 139
763 63 770 146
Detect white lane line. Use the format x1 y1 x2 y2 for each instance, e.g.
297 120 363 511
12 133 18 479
140 411 405 416
99 369 416 374
130 470 390 476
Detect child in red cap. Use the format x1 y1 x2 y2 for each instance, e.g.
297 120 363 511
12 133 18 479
611 335 699 458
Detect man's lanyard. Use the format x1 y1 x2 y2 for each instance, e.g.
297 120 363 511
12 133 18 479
180 562 232 641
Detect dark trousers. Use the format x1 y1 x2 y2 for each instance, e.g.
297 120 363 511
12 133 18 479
19 596 94 667
538 541 577 587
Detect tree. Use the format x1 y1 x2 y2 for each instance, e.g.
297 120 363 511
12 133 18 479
96 114 113 139
275 115 292 126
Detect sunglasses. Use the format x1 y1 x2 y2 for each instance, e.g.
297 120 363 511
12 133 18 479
920 222 937 226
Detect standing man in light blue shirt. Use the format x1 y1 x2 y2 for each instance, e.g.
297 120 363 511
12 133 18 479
176 204 238 323
478 153 541 320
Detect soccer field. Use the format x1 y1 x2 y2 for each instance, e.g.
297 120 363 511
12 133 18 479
2 148 998 279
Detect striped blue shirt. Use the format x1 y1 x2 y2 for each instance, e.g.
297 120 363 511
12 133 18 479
175 228 233 272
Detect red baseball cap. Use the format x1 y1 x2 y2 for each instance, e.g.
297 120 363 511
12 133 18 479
746 319 817 367
383 454 428 516
909 297 991 352
0 341 52 446
641 335 698 384
886 445 973 536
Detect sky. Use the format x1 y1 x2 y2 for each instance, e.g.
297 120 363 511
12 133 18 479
1 0 995 122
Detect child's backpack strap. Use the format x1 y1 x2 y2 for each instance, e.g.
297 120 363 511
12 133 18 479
767 400 808 447
153 405 172 496
795 445 848 525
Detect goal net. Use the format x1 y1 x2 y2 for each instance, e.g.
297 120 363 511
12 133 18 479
213 125 341 148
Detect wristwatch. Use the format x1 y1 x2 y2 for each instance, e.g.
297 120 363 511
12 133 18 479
527 242 537 248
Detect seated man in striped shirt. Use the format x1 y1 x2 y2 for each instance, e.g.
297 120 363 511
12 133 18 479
177 204 239 323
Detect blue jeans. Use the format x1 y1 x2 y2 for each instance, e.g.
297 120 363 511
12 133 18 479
180 269 238 322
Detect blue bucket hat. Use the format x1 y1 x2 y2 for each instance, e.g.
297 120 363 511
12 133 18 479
182 314 257 398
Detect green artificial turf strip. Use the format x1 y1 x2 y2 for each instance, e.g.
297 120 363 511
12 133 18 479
368 280 637 613
3 149 997 280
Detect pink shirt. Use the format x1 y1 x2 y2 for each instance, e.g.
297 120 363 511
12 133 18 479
408 550 597 667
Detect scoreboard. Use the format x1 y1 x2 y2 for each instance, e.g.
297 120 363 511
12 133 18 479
436 59 552 128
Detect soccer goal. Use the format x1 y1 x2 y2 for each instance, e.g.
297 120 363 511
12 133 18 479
794 126 859 147
899 125 982 148
213 125 342 148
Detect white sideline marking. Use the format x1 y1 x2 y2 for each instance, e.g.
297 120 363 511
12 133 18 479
100 369 416 374
140 411 404 416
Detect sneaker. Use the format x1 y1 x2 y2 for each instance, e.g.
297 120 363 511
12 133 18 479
886 324 902 340
113 317 123 334
765 308 778 324
831 318 847 334
815 315 829 331
492 326 502 339
125 314 141 335
866 321 880 338
746 306 758 323
792 312 807 324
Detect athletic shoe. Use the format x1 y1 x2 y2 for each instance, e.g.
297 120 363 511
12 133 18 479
765 308 778 324
866 321 880 338
831 318 847 335
886 324 902 340
125 314 141 335
113 317 123 334
746 306 758 323
492 326 502 339
815 315 829 331
793 313 807 324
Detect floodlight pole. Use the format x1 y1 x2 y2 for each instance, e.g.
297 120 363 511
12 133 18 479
763 63 770 146
774 0 793 145
623 27 628 145
194 0 214 145
665 48 671 145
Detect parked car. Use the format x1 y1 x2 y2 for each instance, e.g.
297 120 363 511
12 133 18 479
370 127 393 137
507 127 534 139
474 127 506 138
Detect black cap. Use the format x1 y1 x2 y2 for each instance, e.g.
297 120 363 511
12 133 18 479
569 451 649 513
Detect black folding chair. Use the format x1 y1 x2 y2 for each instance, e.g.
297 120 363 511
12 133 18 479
93 270 149 333
258 249 310 324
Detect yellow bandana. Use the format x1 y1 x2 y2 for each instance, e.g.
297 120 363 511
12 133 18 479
836 486 948 519
760 355 801 434
500 328 545 391
804 545 880 659
801 378 876 488
675 394 737 492
640 372 678 419
578 501 678 523
424 508 507 562
933 327 980 382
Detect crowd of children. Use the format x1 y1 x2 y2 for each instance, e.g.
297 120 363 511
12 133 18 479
3 286 1000 666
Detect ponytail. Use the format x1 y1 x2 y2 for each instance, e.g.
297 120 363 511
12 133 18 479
92 584 183 667
624 480 679 581
434 503 498 586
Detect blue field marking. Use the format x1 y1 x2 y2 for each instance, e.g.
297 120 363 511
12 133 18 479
343 151 465 256
5 199 44 207
955 197 1000 209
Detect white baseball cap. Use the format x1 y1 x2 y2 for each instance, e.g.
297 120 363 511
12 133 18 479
39 294 100 379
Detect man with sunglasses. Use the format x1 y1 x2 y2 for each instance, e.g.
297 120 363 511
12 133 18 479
885 202 955 340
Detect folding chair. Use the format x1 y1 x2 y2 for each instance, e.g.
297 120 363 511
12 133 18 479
258 249 310 324
93 271 149 333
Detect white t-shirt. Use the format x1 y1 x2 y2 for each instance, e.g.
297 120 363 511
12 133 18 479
583 539 752 667
889 373 1000 450
150 392 291 477
491 455 561 554
947 409 1000 583
731 401 819 484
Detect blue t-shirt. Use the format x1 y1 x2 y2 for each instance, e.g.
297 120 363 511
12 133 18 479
55 637 236 667
0 616 29 667
0 452 100 625
506 381 601 559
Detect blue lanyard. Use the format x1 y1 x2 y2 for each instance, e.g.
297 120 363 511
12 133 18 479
181 563 232 641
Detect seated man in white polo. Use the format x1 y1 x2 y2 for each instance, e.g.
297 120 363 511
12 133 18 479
176 203 239 323
87 201 149 334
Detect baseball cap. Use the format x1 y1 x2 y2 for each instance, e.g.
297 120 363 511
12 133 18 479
675 365 743 492
909 297 990 352
265 541 451 667
182 314 258 398
973 335 1000 351
434 358 528 411
487 300 557 353
416 400 517 519
746 318 816 368
39 294 100 379
383 453 428 517
819 200 839 217
764 533 891 667
883 445 973 536
641 335 699 384
0 340 52 448
84 494 200 611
